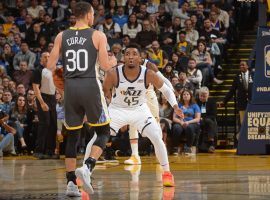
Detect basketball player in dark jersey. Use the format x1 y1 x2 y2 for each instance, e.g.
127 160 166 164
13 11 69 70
47 2 117 197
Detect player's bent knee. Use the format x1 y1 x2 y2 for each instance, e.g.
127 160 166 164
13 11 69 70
93 124 110 150
141 122 162 141
65 130 80 158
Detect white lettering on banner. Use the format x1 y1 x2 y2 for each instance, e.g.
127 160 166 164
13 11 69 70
256 87 270 92
247 112 270 140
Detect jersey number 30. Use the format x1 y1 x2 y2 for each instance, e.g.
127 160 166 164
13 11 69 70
66 49 88 71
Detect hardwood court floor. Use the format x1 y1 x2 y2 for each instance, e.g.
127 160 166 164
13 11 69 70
1 150 270 200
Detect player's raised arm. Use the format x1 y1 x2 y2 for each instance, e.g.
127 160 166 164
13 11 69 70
147 70 183 117
103 67 118 103
93 31 117 71
47 32 62 72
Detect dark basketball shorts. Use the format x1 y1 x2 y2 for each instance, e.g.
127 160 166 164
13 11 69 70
63 77 110 130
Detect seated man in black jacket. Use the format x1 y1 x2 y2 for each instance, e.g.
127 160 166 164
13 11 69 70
197 87 217 153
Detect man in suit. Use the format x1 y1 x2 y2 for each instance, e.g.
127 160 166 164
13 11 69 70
219 60 253 125
197 87 217 153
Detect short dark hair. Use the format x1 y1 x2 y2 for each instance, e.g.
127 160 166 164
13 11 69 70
74 2 92 19
125 43 141 54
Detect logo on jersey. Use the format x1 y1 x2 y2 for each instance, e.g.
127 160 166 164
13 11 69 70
120 87 142 96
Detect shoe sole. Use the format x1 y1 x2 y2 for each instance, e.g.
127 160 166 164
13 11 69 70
75 168 94 194
163 181 175 187
124 160 141 165
66 191 81 197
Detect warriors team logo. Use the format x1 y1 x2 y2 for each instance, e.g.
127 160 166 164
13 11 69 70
264 46 270 78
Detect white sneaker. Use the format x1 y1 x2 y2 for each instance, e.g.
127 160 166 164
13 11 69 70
75 165 94 194
66 181 81 197
124 155 141 165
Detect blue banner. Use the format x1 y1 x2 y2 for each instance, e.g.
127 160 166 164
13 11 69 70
251 27 270 104
238 26 270 155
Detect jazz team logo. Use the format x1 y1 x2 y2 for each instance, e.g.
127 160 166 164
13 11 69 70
264 45 270 78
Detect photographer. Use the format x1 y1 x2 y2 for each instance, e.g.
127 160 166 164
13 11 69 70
0 111 17 157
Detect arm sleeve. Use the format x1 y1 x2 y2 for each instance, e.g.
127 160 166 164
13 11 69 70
156 71 174 91
158 83 178 107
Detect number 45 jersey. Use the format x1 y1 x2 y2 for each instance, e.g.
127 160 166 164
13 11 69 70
62 27 98 79
111 65 148 108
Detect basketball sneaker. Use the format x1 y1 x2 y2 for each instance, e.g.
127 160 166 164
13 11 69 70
66 181 81 197
162 172 175 187
124 155 141 165
75 165 94 194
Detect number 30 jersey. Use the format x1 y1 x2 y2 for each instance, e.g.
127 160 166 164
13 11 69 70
111 65 148 108
62 27 98 79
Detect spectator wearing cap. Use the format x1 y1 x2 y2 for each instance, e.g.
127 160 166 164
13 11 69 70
113 6 128 29
98 14 121 39
27 0 44 19
47 0 65 23
13 41 36 71
147 40 168 69
174 31 193 57
173 2 190 27
13 60 33 90
135 19 157 48
122 14 142 39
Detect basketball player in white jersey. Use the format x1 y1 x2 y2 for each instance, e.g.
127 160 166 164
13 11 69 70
125 59 174 165
103 44 183 186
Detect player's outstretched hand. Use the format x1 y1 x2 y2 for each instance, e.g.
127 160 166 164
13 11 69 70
173 106 184 119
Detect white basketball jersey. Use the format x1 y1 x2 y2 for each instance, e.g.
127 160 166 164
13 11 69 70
111 65 148 108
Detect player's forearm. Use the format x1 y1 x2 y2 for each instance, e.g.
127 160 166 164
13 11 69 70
156 71 174 91
158 84 178 108
33 84 45 105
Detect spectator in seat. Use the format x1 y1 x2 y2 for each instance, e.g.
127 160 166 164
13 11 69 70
156 4 172 28
147 40 168 69
68 14 76 28
197 87 217 153
41 14 57 41
186 58 202 91
98 14 121 39
27 0 44 19
13 41 36 71
122 14 142 39
173 1 190 27
171 75 179 88
125 0 140 16
136 3 149 23
200 18 225 44
47 0 65 23
0 111 17 157
149 13 160 35
163 64 175 80
25 22 45 50
8 80 17 97
9 94 28 153
172 89 201 155
209 10 226 36
172 17 182 32
113 6 128 29
146 0 158 14
0 90 14 114
12 33 21 54
19 14 33 39
93 5 106 28
111 43 123 63
177 70 195 94
183 19 199 47
13 61 33 90
211 3 229 29
174 31 193 57
2 12 15 36
2 43 15 77
135 19 157 48
2 76 10 90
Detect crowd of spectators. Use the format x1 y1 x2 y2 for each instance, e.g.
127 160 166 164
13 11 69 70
0 0 254 158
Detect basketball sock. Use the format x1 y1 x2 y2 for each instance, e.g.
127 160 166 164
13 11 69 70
85 157 96 172
66 171 77 185
131 142 139 156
